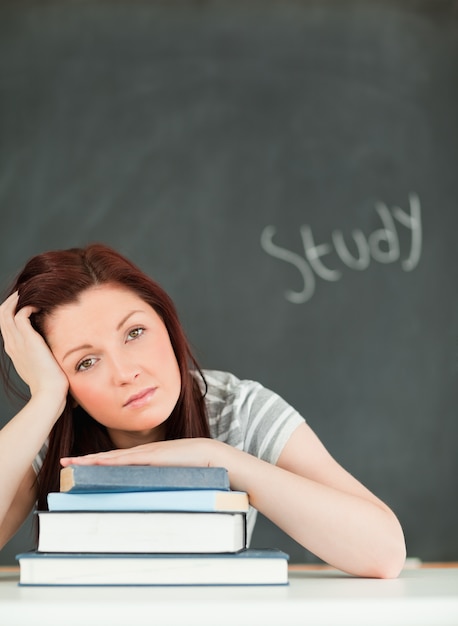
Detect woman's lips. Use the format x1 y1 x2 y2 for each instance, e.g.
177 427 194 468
123 387 157 408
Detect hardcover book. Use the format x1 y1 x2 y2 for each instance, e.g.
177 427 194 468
36 511 247 553
60 465 230 493
47 489 249 512
16 549 289 586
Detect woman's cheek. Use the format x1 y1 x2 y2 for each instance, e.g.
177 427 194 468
69 379 103 414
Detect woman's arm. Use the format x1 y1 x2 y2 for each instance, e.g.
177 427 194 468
0 292 68 549
227 423 406 578
0 466 37 548
62 425 406 578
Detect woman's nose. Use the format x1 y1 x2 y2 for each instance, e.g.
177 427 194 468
109 354 140 384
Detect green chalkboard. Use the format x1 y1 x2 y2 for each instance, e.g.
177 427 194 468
0 0 457 565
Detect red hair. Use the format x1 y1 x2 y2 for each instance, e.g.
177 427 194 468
0 244 209 510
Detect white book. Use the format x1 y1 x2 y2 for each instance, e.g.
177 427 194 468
36 511 246 553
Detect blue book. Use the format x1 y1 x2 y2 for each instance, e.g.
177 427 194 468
60 465 230 493
16 549 289 586
47 489 249 512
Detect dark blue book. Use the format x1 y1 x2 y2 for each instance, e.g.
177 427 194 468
60 465 230 493
16 549 289 586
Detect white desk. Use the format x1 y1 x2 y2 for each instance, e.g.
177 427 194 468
1 566 457 626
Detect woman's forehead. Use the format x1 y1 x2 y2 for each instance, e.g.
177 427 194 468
44 285 155 336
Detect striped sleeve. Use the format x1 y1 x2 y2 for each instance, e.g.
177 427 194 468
203 370 305 465
236 379 305 463
32 440 48 475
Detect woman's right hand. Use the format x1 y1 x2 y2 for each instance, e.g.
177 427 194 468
0 292 69 406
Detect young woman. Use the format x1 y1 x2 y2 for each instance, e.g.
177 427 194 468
0 244 406 578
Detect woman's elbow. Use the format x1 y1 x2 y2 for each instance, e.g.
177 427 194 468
368 523 407 579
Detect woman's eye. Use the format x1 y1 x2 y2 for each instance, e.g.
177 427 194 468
127 327 144 341
77 357 96 372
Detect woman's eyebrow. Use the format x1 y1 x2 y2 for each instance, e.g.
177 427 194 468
116 310 144 330
62 310 146 361
62 343 93 362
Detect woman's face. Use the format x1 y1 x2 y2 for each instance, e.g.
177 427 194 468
44 284 181 448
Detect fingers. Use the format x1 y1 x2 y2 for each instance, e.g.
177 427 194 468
0 291 19 332
60 439 216 468
1 291 69 400
0 292 20 354
1 291 39 318
0 292 37 355
64 446 151 462
61 442 168 467
0 290 19 312
60 449 152 467
1 292 37 337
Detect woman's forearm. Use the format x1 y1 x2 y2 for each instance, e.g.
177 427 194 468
0 394 63 533
217 445 406 578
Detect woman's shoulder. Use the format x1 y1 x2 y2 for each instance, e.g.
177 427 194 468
198 369 305 462
197 370 266 444
201 369 243 389
199 369 264 403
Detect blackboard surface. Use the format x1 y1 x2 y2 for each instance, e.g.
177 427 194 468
0 0 457 565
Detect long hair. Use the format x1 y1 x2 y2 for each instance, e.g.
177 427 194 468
0 244 209 510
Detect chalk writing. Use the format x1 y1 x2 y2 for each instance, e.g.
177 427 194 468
260 193 422 304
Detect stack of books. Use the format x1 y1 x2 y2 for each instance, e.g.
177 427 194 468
16 465 289 586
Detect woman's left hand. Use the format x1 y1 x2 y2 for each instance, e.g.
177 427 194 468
60 438 230 469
